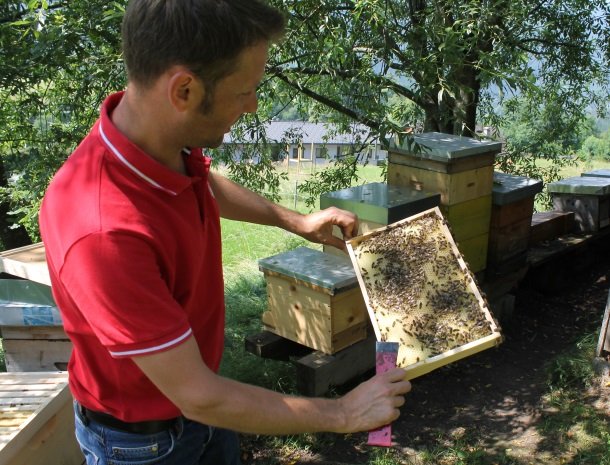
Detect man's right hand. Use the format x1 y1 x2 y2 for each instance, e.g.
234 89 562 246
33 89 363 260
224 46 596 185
336 368 411 433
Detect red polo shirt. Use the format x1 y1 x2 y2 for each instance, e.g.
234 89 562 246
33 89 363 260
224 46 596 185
39 91 225 422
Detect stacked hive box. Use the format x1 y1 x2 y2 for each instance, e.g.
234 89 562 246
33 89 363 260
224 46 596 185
387 133 502 273
258 247 368 354
488 172 543 269
319 182 440 257
547 177 610 232
0 243 71 372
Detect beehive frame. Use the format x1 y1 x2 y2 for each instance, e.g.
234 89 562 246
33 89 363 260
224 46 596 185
346 207 502 380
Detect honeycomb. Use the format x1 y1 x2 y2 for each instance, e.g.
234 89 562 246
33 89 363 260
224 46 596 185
347 207 501 374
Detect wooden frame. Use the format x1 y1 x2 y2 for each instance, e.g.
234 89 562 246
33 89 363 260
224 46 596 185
0 372 83 465
346 207 503 380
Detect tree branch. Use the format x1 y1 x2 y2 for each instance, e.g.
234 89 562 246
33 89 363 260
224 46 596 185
269 70 383 132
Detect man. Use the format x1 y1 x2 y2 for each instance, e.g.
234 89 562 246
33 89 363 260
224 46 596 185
39 1 411 464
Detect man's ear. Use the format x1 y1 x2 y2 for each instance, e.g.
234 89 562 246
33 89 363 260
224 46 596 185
167 69 204 112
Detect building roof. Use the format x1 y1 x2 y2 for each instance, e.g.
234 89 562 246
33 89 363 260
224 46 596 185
223 121 378 145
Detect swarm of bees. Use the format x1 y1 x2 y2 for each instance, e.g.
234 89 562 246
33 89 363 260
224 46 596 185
348 208 499 369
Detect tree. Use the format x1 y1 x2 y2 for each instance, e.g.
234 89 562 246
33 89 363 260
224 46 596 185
1 0 609 240
253 0 610 204
264 0 609 136
0 1 125 244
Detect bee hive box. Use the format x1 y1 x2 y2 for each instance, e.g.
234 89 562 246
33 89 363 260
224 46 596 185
0 372 83 465
259 247 368 354
346 207 502 380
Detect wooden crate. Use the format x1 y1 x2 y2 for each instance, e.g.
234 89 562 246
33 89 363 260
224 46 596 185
548 176 610 232
0 372 83 465
346 208 502 380
529 211 575 245
259 247 368 354
2 326 72 372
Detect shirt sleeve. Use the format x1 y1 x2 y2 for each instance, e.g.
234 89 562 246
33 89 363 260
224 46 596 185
59 231 193 358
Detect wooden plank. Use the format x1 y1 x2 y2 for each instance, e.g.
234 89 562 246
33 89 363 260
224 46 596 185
0 373 68 384
244 331 312 361
0 243 50 286
596 290 610 358
454 233 489 273
388 151 495 174
294 336 376 396
0 326 67 340
488 218 531 264
552 194 610 232
529 211 575 245
3 339 72 372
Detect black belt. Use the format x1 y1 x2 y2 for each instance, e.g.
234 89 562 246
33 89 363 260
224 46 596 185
78 403 179 435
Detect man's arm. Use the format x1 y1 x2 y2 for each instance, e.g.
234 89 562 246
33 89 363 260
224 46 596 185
209 171 358 250
133 336 410 435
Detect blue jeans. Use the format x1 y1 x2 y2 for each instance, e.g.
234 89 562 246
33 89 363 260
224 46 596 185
74 402 241 465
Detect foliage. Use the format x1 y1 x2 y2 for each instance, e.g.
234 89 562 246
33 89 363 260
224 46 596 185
579 129 610 161
253 0 610 203
0 1 125 242
1 0 610 236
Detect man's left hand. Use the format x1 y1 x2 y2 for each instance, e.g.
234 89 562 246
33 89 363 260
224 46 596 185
296 207 359 251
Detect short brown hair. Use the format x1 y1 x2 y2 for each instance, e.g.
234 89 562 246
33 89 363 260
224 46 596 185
122 0 285 89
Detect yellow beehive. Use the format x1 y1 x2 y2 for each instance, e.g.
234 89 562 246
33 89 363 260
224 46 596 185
387 133 501 272
259 247 368 354
346 207 502 380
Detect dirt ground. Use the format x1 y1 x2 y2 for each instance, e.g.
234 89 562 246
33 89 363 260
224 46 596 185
241 246 610 465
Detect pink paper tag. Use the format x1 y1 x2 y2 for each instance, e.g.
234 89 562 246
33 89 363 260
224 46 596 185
367 343 399 447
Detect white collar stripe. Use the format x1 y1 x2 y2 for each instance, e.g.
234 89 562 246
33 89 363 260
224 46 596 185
99 122 177 196
109 328 193 357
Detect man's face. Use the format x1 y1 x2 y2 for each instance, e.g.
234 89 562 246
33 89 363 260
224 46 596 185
192 42 269 148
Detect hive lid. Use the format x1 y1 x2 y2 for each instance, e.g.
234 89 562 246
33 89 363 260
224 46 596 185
389 132 502 163
320 182 441 224
0 242 50 286
258 246 357 293
492 172 543 206
547 176 610 196
582 169 610 179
